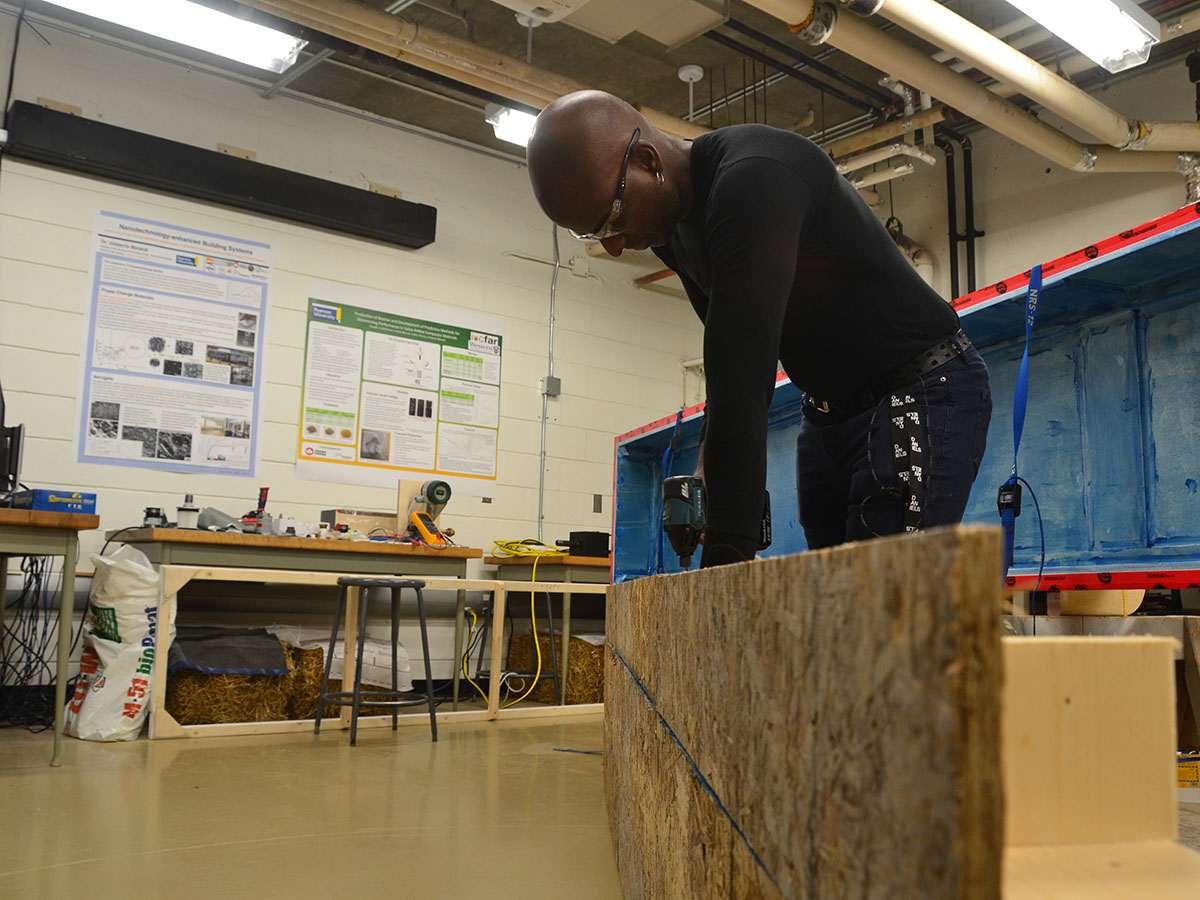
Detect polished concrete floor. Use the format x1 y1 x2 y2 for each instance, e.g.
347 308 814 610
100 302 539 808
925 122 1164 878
0 714 622 899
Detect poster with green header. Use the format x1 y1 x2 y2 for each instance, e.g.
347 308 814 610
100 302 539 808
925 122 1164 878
296 281 503 488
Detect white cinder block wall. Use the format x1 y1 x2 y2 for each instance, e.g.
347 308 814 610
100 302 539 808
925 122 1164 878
0 14 700 677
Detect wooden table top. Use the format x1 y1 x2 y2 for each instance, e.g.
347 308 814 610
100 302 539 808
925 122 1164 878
0 508 101 531
484 554 611 567
108 527 482 558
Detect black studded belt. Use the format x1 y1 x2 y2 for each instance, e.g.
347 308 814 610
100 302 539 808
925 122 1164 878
803 328 973 422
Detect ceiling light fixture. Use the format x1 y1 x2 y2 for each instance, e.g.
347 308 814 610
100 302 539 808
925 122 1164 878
43 0 307 73
1002 0 1160 74
485 104 537 148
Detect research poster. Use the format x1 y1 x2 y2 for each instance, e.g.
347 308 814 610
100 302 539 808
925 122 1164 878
296 282 503 488
75 211 271 476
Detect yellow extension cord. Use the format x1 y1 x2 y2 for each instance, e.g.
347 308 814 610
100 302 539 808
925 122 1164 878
458 540 567 708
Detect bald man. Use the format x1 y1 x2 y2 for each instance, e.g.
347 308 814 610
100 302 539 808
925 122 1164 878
528 91 992 567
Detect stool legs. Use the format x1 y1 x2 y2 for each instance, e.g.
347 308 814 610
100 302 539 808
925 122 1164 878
390 588 400 731
350 585 371 746
314 584 348 735
415 587 438 742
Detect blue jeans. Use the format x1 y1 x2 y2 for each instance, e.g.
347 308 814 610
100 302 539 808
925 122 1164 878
795 347 992 549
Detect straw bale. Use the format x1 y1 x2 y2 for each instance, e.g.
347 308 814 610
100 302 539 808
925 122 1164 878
605 525 1004 900
165 639 294 725
506 632 604 704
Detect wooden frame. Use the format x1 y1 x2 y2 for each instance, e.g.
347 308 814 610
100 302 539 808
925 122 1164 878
150 566 606 740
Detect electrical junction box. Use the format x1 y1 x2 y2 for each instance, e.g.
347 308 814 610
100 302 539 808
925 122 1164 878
11 489 97 514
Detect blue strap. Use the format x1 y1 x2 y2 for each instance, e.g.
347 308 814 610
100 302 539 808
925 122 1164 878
1001 264 1042 569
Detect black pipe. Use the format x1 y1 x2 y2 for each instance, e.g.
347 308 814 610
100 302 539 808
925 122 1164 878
935 133 960 300
960 135 980 293
1188 51 1200 121
704 32 878 114
942 128 982 293
722 19 897 106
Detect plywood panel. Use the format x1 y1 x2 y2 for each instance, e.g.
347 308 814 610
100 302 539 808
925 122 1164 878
1002 636 1177 846
605 525 1004 900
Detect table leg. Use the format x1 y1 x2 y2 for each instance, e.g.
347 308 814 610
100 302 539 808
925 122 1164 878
51 535 78 767
486 585 507 719
560 583 572 707
452 588 465 711
340 586 360 730
0 555 8 667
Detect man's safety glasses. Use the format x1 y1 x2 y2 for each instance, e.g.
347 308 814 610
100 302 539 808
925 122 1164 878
569 128 640 241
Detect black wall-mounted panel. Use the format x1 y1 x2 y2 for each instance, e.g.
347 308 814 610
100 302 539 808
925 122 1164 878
3 101 436 249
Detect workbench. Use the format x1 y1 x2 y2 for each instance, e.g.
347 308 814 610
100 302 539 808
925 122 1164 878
147 566 605 739
110 529 485 719
0 508 99 766
482 554 610 705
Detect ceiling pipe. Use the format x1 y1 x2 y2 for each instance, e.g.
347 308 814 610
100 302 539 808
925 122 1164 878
238 0 706 140
988 8 1200 100
864 0 1200 152
747 0 1184 174
705 30 878 113
821 105 948 156
722 18 898 106
934 132 960 299
835 141 937 174
852 162 914 189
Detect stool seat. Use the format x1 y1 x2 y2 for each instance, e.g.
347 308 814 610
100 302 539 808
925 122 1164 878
336 576 426 589
315 577 437 745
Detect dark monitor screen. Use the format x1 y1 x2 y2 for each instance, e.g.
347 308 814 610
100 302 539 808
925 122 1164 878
0 376 23 498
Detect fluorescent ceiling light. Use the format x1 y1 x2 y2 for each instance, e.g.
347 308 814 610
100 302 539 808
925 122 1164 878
43 0 307 73
1003 0 1160 73
485 104 537 148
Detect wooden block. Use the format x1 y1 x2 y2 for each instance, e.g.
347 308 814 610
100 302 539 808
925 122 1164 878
1051 590 1145 617
37 97 81 116
369 182 403 199
605 525 1004 900
1002 636 1177 847
1004 841 1200 899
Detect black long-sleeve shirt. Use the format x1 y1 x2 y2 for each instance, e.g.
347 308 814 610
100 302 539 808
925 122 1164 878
652 125 960 560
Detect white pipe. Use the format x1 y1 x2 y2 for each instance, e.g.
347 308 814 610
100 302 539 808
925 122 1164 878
872 0 1138 148
836 141 937 174
821 106 948 157
537 225 560 543
871 0 1200 153
852 163 914 189
765 3 1182 174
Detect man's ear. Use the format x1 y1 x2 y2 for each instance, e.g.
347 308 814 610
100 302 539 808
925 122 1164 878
634 141 664 180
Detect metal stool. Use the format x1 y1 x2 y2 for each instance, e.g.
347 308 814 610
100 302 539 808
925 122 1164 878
315 577 437 745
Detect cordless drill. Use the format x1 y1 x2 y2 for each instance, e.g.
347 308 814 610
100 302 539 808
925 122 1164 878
661 475 773 569
662 475 706 569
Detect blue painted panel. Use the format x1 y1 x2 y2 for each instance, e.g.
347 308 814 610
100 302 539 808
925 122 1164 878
614 219 1200 582
1144 302 1200 549
965 336 1088 564
1080 317 1146 551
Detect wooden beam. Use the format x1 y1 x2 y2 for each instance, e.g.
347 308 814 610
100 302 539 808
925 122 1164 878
605 525 1004 900
1003 636 1177 847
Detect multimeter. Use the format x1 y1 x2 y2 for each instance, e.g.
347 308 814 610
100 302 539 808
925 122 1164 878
409 510 446 546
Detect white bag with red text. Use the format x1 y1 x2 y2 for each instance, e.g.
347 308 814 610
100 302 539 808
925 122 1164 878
64 547 174 741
